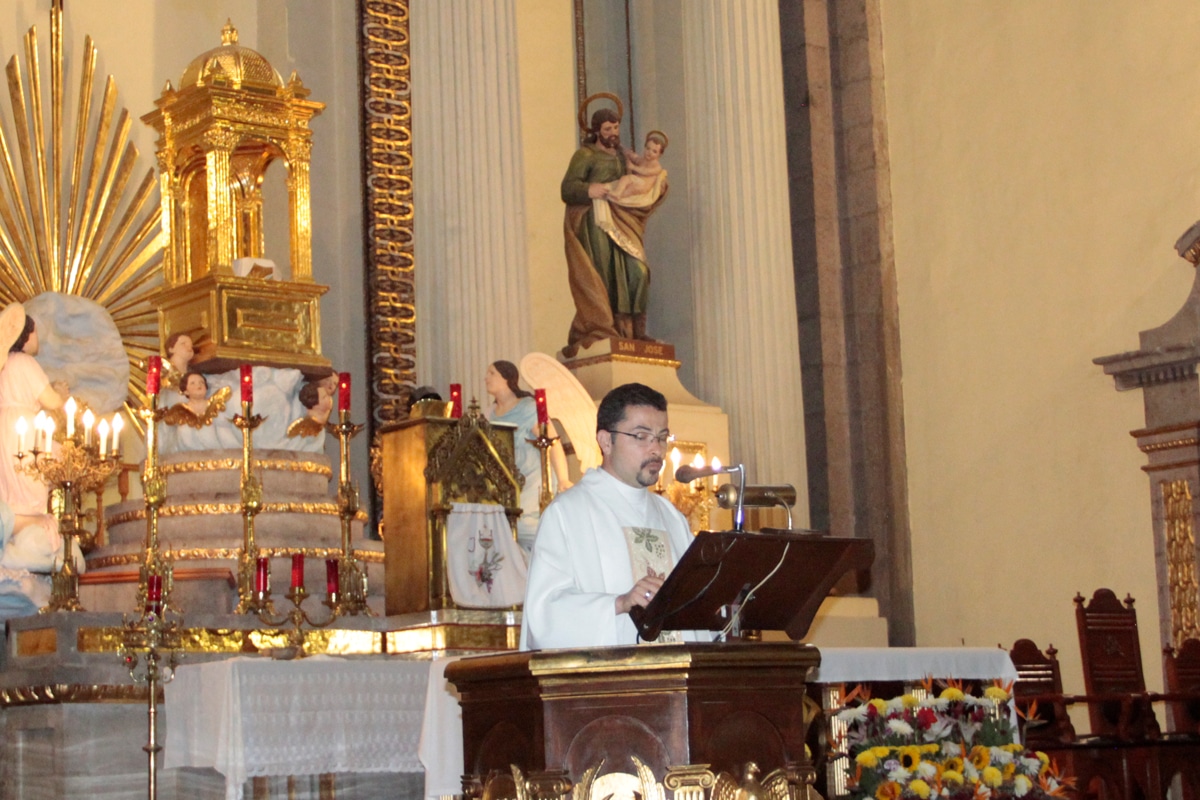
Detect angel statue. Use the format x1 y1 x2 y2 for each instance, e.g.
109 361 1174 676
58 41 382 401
561 93 669 356
160 331 196 391
161 372 237 452
286 380 332 453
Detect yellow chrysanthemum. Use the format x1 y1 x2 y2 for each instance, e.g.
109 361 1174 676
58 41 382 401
901 693 921 708
969 745 991 769
898 745 923 769
855 750 880 768
1014 775 1033 798
1036 752 1050 774
940 687 965 702
869 698 889 713
872 746 892 758
920 743 939 754
942 770 965 786
909 779 932 799
875 781 902 800
984 686 1010 703
1003 762 1017 780
981 766 1003 788
1003 743 1025 753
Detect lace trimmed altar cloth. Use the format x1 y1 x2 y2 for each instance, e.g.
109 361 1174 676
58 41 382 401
164 656 428 800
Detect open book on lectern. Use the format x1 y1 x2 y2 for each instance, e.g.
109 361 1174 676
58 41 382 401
628 530 875 642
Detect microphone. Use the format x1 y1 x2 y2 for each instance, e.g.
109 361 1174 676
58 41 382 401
674 464 739 484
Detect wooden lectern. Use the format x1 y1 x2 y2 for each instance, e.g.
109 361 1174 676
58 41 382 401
445 532 874 799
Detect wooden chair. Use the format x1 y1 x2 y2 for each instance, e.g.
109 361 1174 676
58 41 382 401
1006 638 1078 746
1074 589 1162 742
1164 639 1200 736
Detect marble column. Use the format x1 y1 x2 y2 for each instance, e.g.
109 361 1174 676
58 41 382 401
681 0 808 509
411 0 530 403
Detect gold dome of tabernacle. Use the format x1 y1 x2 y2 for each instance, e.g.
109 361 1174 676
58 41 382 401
179 20 282 91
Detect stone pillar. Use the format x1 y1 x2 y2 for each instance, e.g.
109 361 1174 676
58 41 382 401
1096 261 1200 654
680 0 808 507
411 0 531 402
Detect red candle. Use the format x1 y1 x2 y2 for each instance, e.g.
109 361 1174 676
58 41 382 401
146 356 162 396
240 364 253 404
147 574 163 601
291 553 305 590
449 383 462 418
326 558 340 595
534 389 549 426
338 372 351 412
255 556 269 593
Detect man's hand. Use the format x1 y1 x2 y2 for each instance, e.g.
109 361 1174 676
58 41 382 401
587 182 610 199
615 573 665 616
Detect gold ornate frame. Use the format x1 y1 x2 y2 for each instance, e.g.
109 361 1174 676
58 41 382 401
357 0 415 432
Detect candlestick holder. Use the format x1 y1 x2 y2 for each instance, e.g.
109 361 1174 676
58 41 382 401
326 408 372 616
17 434 120 612
234 399 272 614
526 421 558 512
118 603 183 800
137 393 175 616
664 480 717 534
254 581 341 657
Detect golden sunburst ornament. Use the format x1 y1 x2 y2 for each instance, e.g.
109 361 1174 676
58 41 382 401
0 0 164 412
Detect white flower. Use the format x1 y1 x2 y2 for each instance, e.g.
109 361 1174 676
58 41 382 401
1013 775 1033 797
916 761 938 780
1018 755 1042 773
989 746 1013 765
927 718 955 740
963 762 979 781
887 765 911 782
941 741 963 757
836 705 870 724
887 718 914 735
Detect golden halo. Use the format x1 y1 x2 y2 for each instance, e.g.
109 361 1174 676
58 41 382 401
645 130 669 152
577 92 624 133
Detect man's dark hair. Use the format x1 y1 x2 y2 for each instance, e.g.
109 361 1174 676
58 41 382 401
584 107 621 145
10 314 34 354
298 381 321 409
596 383 667 432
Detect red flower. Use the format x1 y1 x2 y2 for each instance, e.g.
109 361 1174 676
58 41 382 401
916 707 938 728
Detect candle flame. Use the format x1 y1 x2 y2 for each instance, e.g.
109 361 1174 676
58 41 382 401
64 397 76 416
82 409 94 428
691 452 705 468
15 417 26 436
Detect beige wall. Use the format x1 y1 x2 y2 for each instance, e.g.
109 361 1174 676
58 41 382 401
881 1 1200 697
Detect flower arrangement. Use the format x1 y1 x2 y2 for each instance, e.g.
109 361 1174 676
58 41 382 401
834 678 1074 800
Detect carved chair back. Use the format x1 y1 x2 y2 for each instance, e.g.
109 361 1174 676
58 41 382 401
1007 638 1077 746
1074 588 1160 740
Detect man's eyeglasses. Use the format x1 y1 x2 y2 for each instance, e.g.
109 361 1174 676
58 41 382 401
606 429 674 447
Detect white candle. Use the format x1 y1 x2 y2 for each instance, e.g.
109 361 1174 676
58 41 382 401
111 415 124 458
690 453 705 492
63 397 76 438
15 416 27 454
711 457 722 490
81 409 94 447
32 412 44 452
669 447 681 486
43 418 55 452
97 419 109 459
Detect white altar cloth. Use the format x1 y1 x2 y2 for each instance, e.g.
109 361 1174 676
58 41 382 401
812 646 1019 685
164 656 429 800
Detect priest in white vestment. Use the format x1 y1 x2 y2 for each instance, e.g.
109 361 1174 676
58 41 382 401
520 382 701 649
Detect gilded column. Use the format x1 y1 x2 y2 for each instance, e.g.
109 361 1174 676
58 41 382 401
204 129 236 274
681 0 809 503
411 0 530 400
285 139 314 282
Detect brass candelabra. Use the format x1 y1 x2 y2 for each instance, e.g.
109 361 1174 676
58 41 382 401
233 398 270 614
117 596 183 800
527 421 557 512
16 419 121 612
137 392 174 615
253 557 342 657
326 407 371 615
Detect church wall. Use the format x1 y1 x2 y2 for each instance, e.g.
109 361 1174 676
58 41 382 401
881 1 1200 699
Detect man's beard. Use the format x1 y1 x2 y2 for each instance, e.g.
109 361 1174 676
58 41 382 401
599 132 621 150
636 458 663 488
